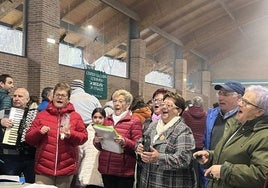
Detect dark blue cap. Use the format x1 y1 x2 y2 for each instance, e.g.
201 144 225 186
214 80 245 95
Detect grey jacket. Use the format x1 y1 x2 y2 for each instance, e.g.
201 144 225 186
137 118 196 188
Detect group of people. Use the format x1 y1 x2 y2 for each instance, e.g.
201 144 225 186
1 73 268 188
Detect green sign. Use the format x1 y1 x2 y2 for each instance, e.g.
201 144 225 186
84 69 107 99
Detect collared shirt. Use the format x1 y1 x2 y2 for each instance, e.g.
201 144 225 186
220 107 238 120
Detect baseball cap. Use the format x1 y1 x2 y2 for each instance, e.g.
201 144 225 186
214 80 245 95
70 79 84 90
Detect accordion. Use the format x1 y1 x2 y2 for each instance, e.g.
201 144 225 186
1 106 38 150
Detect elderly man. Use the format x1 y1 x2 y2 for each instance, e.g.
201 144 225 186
0 88 36 183
204 80 245 150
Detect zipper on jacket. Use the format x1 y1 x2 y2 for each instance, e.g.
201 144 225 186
54 108 61 175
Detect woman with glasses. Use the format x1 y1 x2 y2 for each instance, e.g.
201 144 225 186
25 82 88 188
194 85 268 188
142 88 169 133
136 91 195 188
151 88 169 121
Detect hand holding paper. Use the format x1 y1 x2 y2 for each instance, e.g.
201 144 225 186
114 135 125 146
93 124 123 154
94 134 103 143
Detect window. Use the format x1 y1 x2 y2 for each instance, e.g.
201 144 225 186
0 25 23 56
145 71 173 87
59 43 83 67
93 56 127 78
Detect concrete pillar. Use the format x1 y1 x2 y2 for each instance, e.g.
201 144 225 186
174 59 187 98
129 39 146 97
27 0 60 97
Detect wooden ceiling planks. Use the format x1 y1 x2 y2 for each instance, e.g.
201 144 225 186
1 0 268 74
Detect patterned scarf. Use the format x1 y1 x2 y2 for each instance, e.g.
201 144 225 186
153 116 180 143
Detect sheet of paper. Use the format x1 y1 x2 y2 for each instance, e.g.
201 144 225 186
93 124 123 154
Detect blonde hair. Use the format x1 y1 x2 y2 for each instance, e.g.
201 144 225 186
112 89 133 105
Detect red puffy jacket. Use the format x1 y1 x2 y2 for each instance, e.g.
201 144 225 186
25 102 88 176
95 111 142 177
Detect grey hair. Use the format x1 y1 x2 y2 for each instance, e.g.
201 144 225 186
192 96 203 107
246 85 268 115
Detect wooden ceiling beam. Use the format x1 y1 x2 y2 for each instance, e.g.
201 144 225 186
217 0 247 37
149 26 208 61
60 0 85 19
77 4 107 27
149 26 183 47
99 0 140 21
190 49 208 62
0 0 23 19
11 16 22 29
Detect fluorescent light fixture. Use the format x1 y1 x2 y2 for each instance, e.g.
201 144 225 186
47 38 56 44
87 25 93 29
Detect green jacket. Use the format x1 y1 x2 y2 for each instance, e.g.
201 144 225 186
207 116 268 188
0 88 12 111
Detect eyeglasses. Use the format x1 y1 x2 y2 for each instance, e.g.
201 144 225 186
152 98 163 103
54 93 68 98
160 102 179 109
216 90 236 97
238 98 261 109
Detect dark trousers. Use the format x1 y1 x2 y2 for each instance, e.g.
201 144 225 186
0 154 35 183
102 174 134 188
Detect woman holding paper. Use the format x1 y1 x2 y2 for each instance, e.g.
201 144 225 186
93 89 142 188
135 91 196 188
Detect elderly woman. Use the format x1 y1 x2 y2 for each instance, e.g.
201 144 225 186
136 91 196 188
194 85 268 188
26 83 88 188
93 89 142 188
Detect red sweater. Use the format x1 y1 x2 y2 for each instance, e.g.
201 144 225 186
26 102 88 176
95 112 142 177
182 106 207 149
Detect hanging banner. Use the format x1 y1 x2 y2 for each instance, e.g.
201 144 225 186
84 69 107 99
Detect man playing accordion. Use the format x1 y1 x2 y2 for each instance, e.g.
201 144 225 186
0 87 37 183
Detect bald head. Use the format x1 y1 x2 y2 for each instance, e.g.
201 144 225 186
13 88 30 109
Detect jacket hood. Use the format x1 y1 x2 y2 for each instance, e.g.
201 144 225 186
132 106 152 123
46 101 75 115
187 106 206 119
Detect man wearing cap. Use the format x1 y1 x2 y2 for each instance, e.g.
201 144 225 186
204 80 245 150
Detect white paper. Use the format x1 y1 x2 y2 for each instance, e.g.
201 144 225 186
93 124 123 154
